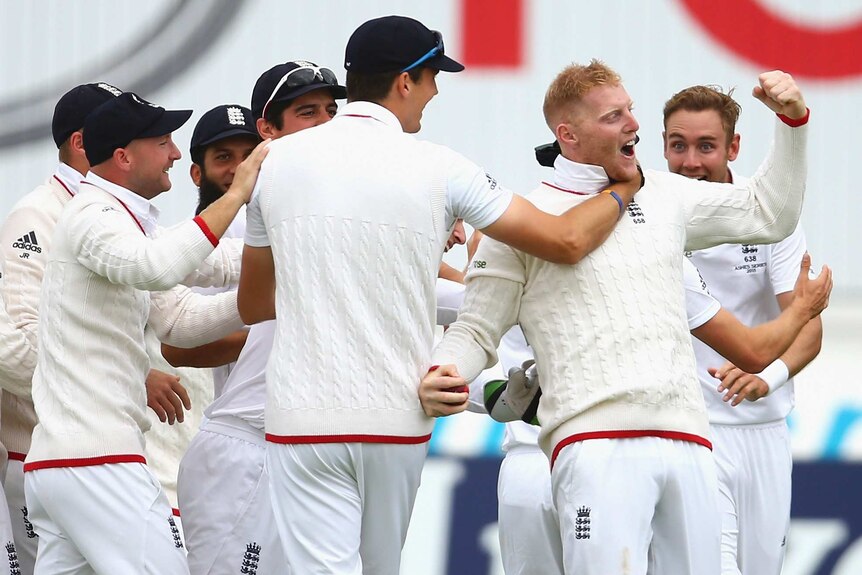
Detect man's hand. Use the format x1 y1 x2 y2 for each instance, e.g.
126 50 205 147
710 362 769 406
419 365 469 417
608 162 644 204
789 252 832 320
226 138 271 204
753 71 807 120
146 368 191 424
484 359 542 424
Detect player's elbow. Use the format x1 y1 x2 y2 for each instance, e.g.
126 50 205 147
237 294 274 325
549 232 591 265
733 350 773 374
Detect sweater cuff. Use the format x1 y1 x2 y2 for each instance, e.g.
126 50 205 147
778 107 809 127
193 216 219 247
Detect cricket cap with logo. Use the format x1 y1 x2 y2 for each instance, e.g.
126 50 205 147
51 82 123 148
344 15 465 74
83 92 192 166
190 104 260 156
251 60 347 120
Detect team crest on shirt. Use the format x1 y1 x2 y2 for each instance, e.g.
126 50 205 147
575 506 591 540
240 542 262 574
734 244 766 274
626 201 645 224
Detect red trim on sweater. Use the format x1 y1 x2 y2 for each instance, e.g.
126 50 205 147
193 216 219 247
7 452 26 462
778 108 810 127
23 454 147 472
265 433 432 445
53 175 75 197
550 430 713 468
542 181 592 195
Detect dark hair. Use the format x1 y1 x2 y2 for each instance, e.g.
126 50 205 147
346 67 423 103
663 85 741 146
263 99 293 130
190 145 205 166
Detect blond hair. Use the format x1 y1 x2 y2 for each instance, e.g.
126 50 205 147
543 59 621 129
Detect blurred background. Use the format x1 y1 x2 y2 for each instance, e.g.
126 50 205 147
0 1 859 573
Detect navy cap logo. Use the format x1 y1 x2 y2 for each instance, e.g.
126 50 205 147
226 106 247 126
130 93 158 108
96 83 123 97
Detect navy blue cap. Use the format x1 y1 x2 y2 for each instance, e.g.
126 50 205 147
51 82 123 148
345 16 464 74
83 92 192 166
190 104 260 154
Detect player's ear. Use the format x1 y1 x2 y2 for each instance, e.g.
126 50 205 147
727 133 740 162
190 163 202 187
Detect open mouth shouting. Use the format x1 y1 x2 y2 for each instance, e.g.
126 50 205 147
620 134 640 158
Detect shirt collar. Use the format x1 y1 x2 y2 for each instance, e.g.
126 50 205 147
54 163 86 196
335 101 404 131
82 172 161 236
550 154 610 194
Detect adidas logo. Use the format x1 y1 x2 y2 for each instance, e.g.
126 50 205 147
12 231 41 254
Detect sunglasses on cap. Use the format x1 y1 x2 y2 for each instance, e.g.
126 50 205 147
262 64 340 118
402 30 444 72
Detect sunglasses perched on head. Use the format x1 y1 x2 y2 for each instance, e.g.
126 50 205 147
402 31 444 72
263 65 339 116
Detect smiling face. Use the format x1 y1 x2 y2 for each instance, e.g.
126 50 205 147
663 108 739 183
124 133 181 198
258 88 338 140
194 135 259 194
567 83 640 182
402 67 439 134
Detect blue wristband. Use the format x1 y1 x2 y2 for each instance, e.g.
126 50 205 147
602 189 625 218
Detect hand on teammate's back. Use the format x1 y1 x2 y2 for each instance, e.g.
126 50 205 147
753 70 807 120
146 368 191 424
419 365 469 417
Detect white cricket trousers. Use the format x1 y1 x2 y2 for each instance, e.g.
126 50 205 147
24 462 189 574
4 457 35 575
552 436 720 575
177 416 286 575
497 446 563 575
711 421 791 575
268 441 427 575
0 465 17 575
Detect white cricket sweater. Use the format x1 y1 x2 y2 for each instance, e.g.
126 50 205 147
244 101 512 442
433 115 807 461
25 173 239 470
0 166 78 458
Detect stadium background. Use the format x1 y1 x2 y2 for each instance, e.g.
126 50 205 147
0 1 859 572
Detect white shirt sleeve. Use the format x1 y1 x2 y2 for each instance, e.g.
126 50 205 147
767 224 807 295
444 149 514 230
244 175 270 248
683 258 721 330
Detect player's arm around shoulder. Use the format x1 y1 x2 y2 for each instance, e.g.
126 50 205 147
482 176 639 265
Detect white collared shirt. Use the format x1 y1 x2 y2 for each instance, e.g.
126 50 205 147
83 172 161 236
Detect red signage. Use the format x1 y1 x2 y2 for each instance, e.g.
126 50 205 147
461 0 523 68
678 0 862 80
